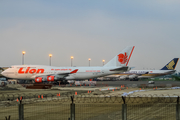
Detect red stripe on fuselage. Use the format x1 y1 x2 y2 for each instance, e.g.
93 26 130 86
126 46 135 66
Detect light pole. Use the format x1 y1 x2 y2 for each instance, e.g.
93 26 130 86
22 51 25 65
49 54 52 66
88 58 91 67
102 59 105 66
71 56 74 67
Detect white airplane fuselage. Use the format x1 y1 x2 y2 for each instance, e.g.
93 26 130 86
2 65 128 80
105 69 175 79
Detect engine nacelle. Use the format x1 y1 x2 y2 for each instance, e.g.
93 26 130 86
35 77 43 83
129 75 138 79
47 76 55 82
35 76 55 83
119 76 128 80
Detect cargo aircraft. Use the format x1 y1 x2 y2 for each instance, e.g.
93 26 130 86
2 46 135 84
104 58 179 81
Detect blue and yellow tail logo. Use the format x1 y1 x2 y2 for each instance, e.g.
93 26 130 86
161 58 179 70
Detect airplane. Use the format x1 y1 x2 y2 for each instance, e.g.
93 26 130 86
1 46 135 84
103 58 179 81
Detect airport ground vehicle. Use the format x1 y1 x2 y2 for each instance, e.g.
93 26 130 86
148 81 155 84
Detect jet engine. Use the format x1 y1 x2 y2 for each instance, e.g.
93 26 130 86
129 75 138 79
35 77 43 83
35 76 56 83
47 76 55 82
129 75 139 81
119 76 128 80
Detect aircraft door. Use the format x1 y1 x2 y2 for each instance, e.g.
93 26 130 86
15 68 18 76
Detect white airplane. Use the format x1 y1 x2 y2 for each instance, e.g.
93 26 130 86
104 58 179 81
1 46 135 84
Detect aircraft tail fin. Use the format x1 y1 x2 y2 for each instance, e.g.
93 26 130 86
160 58 179 70
104 46 135 67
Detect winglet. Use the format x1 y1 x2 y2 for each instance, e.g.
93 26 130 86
70 69 78 73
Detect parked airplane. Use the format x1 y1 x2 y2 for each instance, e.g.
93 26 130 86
104 58 179 81
1 46 135 84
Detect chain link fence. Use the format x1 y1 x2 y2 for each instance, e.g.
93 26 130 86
0 92 180 120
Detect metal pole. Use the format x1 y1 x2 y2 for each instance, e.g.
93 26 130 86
102 60 105 66
122 104 127 120
19 104 24 120
19 99 24 120
177 105 180 120
71 59 72 67
70 96 75 120
71 103 75 120
177 96 180 120
122 96 127 120
22 54 24 65
49 57 51 66
89 60 90 67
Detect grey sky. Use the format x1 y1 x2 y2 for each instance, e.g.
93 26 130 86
0 0 180 70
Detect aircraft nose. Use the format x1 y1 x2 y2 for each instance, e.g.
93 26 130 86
1 70 9 77
1 71 5 76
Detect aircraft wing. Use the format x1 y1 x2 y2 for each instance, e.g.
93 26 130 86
31 69 78 79
57 69 78 75
56 69 78 78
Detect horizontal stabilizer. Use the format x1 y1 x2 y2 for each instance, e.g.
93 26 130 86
110 66 129 71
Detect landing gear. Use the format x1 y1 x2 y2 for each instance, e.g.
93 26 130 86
52 80 69 85
61 80 69 84
52 80 68 85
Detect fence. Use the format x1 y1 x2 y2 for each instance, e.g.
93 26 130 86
0 92 180 120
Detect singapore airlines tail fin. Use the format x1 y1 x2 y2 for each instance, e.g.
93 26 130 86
104 46 135 67
160 58 179 70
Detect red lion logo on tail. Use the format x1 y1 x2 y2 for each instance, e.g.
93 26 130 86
117 52 128 64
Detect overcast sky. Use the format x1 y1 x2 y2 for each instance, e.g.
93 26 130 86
0 0 180 70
